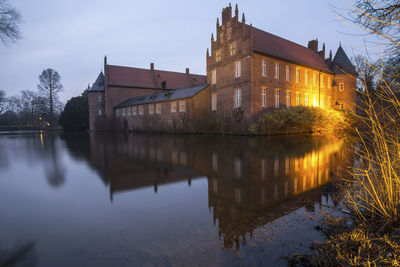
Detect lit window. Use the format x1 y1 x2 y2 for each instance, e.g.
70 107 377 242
305 70 309 85
286 91 291 107
171 102 177 113
211 69 216 84
211 93 217 111
275 63 280 79
235 60 241 78
156 103 161 114
327 96 331 108
320 95 324 108
313 72 317 86
149 104 154 115
328 77 331 88
304 94 309 106
262 60 267 76
286 66 290 81
339 82 344 92
132 106 137 116
234 88 241 108
320 75 324 88
295 91 300 106
296 68 300 83
122 108 126 116
230 42 237 56
216 49 221 62
179 101 185 112
139 105 144 115
261 88 267 107
275 89 280 108
127 107 131 116
313 94 318 107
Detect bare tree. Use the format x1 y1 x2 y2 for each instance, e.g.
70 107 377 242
0 89 5 114
21 90 46 125
37 69 63 124
0 0 22 45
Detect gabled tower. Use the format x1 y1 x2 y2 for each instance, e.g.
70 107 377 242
88 72 105 131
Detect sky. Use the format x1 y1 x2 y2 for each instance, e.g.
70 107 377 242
0 0 379 103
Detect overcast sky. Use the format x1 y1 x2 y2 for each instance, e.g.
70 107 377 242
0 0 378 102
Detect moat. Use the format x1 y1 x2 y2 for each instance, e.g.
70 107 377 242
0 132 351 266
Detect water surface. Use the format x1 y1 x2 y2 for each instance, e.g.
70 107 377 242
0 132 349 266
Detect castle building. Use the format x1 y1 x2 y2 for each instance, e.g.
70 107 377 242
88 4 357 132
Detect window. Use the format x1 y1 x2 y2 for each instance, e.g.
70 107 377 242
234 88 241 108
320 75 324 88
149 104 154 115
97 94 102 104
179 101 185 112
327 96 331 108
262 59 267 76
139 105 144 115
227 27 232 40
305 93 309 106
115 109 120 117
320 95 324 108
220 31 224 43
230 42 237 56
211 93 217 111
127 107 131 116
98 106 102 116
305 70 309 85
132 106 137 116
275 63 280 79
286 91 291 107
313 72 317 86
328 77 331 88
171 102 177 113
156 103 161 114
286 66 290 81
339 82 344 92
216 49 221 62
313 94 318 107
295 91 300 106
122 108 126 116
275 89 280 108
296 68 300 83
261 88 267 107
235 60 241 77
211 69 216 84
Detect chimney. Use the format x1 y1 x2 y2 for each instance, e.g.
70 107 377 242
186 68 189 74
150 63 154 70
308 39 318 53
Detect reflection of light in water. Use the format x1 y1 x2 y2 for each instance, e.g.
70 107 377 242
40 131 44 149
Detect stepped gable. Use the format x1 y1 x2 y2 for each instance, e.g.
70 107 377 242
106 65 207 90
330 46 357 75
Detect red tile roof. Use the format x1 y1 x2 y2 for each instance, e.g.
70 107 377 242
249 26 332 73
106 65 207 90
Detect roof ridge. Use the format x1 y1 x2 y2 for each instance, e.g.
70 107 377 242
107 64 206 77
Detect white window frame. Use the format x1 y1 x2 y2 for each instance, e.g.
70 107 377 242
295 91 300 106
115 109 120 117
261 88 267 107
235 60 241 78
286 90 291 108
211 69 216 85
122 108 126 117
156 103 161 114
234 88 241 108
139 105 144 115
97 94 102 104
275 89 280 108
262 59 267 76
211 93 217 111
127 107 131 116
98 106 102 116
275 63 280 79
286 66 290 81
171 102 177 113
179 101 185 112
132 106 137 116
149 104 154 115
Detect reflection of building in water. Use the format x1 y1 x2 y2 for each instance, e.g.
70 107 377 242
82 133 351 248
